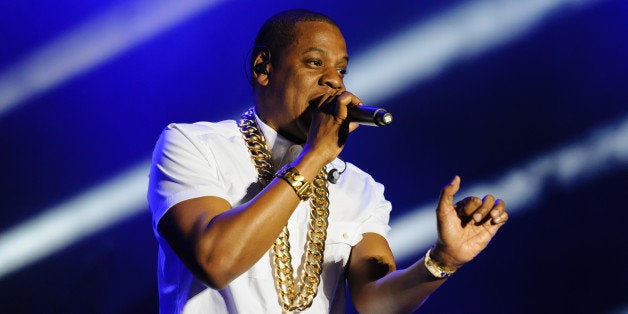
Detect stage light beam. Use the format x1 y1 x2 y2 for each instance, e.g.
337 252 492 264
0 0 226 117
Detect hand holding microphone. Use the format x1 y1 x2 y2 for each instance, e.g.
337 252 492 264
308 93 393 183
327 104 393 184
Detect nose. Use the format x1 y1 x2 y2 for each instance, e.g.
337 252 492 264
320 68 344 91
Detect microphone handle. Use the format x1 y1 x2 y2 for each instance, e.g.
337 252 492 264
347 106 393 127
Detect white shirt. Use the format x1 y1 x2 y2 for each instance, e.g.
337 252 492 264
147 115 392 313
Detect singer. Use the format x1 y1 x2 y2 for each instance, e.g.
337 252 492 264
148 9 508 313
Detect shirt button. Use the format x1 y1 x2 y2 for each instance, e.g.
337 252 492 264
342 233 349 239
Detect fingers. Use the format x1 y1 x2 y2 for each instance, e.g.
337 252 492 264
491 200 509 224
436 176 461 217
338 91 363 133
318 91 363 135
314 89 340 112
331 91 362 120
336 91 362 106
307 91 363 153
455 195 507 225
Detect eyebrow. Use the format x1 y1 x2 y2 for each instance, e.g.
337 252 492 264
302 47 349 63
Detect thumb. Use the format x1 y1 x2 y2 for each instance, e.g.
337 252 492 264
437 176 460 216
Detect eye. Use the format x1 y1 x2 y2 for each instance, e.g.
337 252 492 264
308 59 323 67
337 68 347 75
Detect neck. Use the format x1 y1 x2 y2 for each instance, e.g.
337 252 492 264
255 106 307 145
277 129 306 145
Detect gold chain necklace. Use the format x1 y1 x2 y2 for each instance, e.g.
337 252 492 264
238 108 330 312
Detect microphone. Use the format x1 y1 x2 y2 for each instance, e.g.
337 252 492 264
347 106 393 127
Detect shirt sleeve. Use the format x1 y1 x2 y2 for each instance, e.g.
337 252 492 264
355 178 392 241
147 123 230 231
327 162 392 246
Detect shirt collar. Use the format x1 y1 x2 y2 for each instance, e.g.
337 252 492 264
254 111 300 169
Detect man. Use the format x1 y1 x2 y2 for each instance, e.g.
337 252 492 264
148 9 508 313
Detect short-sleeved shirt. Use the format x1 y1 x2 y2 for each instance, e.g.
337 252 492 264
147 115 392 313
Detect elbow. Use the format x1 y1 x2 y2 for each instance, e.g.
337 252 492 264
197 250 239 290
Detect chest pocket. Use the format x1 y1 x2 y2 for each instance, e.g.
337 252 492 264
316 221 363 301
243 221 363 281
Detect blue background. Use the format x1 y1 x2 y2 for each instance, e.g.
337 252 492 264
1 0 627 313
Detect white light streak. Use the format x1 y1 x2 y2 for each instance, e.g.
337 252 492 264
0 162 151 278
389 114 628 259
346 0 597 104
607 304 628 314
0 0 225 116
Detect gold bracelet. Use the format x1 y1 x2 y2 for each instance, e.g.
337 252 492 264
276 164 313 201
424 248 457 279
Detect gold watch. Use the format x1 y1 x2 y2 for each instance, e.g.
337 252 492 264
424 248 457 279
276 165 313 200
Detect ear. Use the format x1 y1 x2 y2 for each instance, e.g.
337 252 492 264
252 51 271 86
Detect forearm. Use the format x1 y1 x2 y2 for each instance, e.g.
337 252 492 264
349 175 507 313
355 258 447 314
199 180 299 277
188 150 328 287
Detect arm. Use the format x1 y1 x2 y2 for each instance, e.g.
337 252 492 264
347 233 447 314
348 176 509 313
158 149 325 289
157 92 362 289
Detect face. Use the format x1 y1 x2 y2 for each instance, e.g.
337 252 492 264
257 21 349 143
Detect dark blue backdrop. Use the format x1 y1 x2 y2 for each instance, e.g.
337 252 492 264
1 0 627 313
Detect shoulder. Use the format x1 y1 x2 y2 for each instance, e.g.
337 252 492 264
155 120 243 151
329 159 391 213
336 160 386 193
152 119 248 165
162 120 240 142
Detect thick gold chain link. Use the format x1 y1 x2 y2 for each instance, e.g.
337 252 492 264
238 108 329 312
